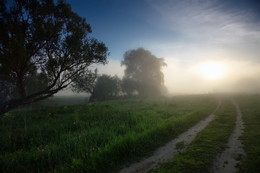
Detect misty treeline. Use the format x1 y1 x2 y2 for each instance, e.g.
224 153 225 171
72 48 167 102
0 0 166 115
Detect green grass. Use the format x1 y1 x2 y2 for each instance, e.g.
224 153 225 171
0 96 217 173
236 95 260 173
14 95 89 111
151 99 236 173
40 95 88 106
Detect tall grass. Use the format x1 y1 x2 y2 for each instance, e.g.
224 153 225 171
236 95 260 173
0 96 217 173
151 99 236 173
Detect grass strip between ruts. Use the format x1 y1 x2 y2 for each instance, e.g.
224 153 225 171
151 99 236 173
236 95 260 173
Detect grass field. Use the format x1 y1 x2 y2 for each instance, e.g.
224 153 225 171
18 95 89 110
150 99 237 173
149 94 260 173
236 95 260 173
0 95 217 173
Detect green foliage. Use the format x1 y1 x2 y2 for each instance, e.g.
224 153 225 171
151 99 236 173
72 72 121 102
121 77 139 96
90 74 121 101
0 96 217 173
236 95 260 173
72 69 98 94
0 0 108 114
121 48 167 97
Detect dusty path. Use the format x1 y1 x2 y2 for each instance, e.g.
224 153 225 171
119 101 221 173
211 100 245 173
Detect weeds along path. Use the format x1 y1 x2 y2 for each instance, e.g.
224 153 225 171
212 100 245 173
119 101 221 173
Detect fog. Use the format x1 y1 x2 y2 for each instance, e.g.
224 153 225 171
82 0 260 96
56 56 260 97
86 57 260 96
163 58 260 94
57 0 260 97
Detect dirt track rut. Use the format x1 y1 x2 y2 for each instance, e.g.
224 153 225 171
211 100 245 173
119 101 221 173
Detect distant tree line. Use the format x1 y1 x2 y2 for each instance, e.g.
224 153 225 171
72 48 167 102
0 0 167 114
72 70 121 102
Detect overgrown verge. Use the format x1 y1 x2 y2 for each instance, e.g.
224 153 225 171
236 95 260 173
150 99 236 173
0 96 217 173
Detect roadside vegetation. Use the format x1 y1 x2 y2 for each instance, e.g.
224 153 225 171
0 96 217 173
151 99 236 173
236 95 260 173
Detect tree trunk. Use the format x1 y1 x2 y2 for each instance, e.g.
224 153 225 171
17 77 27 99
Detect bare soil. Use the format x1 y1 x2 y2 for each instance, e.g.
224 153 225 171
119 101 221 173
211 100 245 173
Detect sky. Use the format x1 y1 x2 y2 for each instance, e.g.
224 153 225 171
66 0 260 94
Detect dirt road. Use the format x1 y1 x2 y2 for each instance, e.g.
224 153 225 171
211 100 245 173
119 101 221 173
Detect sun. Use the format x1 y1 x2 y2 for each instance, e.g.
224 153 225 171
197 61 226 80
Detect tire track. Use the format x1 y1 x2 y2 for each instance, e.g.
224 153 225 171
212 100 245 173
119 101 221 173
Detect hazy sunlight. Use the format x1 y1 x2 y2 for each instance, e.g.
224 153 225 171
197 61 226 81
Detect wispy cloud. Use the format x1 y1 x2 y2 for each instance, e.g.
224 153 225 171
91 0 260 94
146 0 260 61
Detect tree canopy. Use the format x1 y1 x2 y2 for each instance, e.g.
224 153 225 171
90 74 121 102
121 48 167 97
72 72 121 102
0 0 108 115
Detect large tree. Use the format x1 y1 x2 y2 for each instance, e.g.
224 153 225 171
121 48 167 97
71 68 98 95
90 74 121 101
0 0 108 115
72 73 121 102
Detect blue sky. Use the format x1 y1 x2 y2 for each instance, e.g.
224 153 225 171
67 0 260 59
67 0 173 59
66 0 260 93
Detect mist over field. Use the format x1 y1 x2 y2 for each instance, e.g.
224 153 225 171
64 0 260 96
162 58 260 94
87 57 260 95
58 55 260 96
57 59 260 96
1 1 260 172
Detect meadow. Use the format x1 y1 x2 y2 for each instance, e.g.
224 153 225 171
0 95 217 173
151 99 237 173
150 94 260 173
236 95 260 173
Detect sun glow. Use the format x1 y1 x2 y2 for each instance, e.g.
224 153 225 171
197 61 226 80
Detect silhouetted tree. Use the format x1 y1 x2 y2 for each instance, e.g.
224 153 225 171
90 74 121 101
72 73 121 102
121 77 138 96
121 48 167 97
71 69 98 95
0 0 108 115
